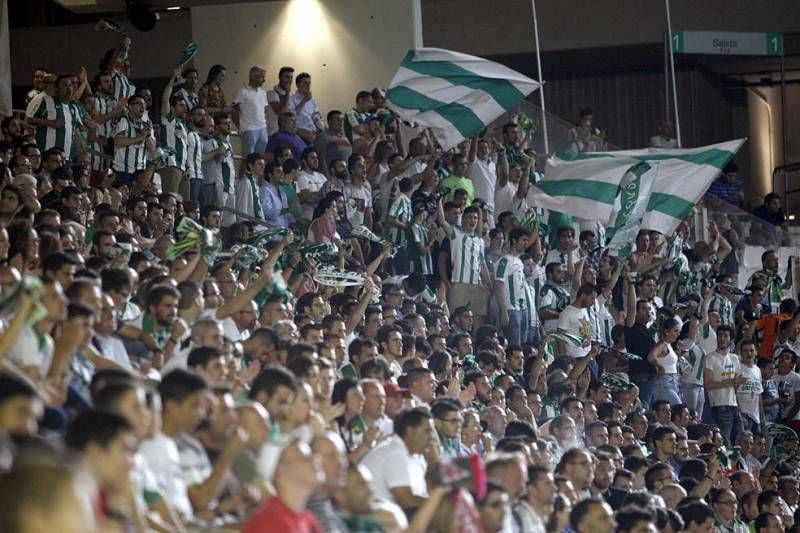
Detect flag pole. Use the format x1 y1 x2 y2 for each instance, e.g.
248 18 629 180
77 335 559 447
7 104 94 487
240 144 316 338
411 0 423 48
665 0 682 147
530 0 549 155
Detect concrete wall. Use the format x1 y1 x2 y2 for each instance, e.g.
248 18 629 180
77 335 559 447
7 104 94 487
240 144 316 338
189 0 415 117
422 0 800 55
10 12 191 106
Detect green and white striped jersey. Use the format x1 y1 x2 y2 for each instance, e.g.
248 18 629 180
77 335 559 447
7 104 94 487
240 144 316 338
160 114 188 170
186 128 203 181
448 225 485 285
112 70 136 101
410 222 433 275
388 194 412 246
708 295 735 327
522 280 540 328
92 94 118 138
32 96 75 156
113 116 147 173
586 294 614 346
495 254 526 311
679 342 708 385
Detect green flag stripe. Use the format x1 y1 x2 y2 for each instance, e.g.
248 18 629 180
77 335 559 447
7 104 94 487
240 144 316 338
647 192 695 219
554 148 735 169
534 179 620 204
385 85 483 138
400 52 525 110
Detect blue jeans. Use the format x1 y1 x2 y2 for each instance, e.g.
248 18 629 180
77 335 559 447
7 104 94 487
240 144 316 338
680 382 705 417
240 128 268 155
503 309 526 346
652 374 682 405
711 405 743 447
630 372 656 408
190 178 203 204
527 324 541 348
392 245 409 275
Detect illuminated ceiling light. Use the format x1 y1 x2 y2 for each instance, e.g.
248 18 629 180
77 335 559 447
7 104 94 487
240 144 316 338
166 6 182 10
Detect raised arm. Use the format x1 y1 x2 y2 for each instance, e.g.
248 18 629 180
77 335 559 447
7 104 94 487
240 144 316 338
160 67 182 118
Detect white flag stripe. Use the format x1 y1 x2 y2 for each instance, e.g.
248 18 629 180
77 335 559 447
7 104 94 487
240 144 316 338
390 66 508 121
407 48 540 90
386 48 539 149
529 139 746 236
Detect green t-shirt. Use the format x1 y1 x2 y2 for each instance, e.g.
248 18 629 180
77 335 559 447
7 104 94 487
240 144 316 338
279 181 303 220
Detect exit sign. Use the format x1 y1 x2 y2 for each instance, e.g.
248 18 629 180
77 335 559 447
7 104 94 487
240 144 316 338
672 31 783 56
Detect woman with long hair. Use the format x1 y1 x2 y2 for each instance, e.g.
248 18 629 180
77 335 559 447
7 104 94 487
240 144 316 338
648 316 683 406
199 64 229 114
332 378 378 463
307 191 343 245
6 219 39 275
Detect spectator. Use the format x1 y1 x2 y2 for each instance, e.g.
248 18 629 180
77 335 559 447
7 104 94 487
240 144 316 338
232 66 269 156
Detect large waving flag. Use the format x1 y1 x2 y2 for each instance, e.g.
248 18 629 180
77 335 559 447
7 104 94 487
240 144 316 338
528 139 745 235
386 48 540 149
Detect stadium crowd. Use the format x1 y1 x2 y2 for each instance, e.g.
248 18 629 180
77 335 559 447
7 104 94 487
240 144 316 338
0 31 798 533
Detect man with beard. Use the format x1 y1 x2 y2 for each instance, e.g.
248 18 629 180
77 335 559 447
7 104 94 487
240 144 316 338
28 75 77 161
343 154 373 229
127 284 185 364
159 68 190 196
112 94 153 186
180 108 204 197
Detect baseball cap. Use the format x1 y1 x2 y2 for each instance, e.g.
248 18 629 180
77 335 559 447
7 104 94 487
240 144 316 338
383 382 412 399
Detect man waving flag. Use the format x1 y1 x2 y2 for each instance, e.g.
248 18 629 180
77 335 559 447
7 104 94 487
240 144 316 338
528 139 745 236
386 48 540 149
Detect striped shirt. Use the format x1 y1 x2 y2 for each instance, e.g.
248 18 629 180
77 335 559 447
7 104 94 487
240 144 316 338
344 107 373 142
176 88 199 110
538 282 570 332
495 255 526 311
586 294 614 345
449 225 485 285
679 343 708 386
112 70 136 101
113 116 147 173
31 96 75 156
92 94 118 138
388 194 412 246
160 113 188 170
708 295 735 327
410 222 433 275
522 280 540 328
185 128 203 181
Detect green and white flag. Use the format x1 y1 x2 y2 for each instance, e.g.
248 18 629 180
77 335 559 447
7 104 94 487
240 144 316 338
386 48 540 149
528 139 745 235
606 161 655 258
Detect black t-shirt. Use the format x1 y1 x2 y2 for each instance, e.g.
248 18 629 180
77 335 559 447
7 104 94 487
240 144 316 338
624 322 656 375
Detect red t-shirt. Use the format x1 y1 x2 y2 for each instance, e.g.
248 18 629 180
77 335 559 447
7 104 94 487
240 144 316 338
243 496 322 533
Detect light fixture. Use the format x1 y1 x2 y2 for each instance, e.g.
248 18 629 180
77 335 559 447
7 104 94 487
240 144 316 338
166 6 181 10
789 214 796 221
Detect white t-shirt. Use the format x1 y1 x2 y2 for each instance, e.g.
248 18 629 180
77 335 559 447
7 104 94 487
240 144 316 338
774 370 800 420
467 158 497 209
296 170 328 221
704 351 740 407
360 435 428 504
736 363 763 422
232 85 268 132
289 92 320 133
493 181 518 217
93 334 132 369
266 85 287 135
343 181 372 227
557 305 591 358
8 324 54 379
139 431 193 520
